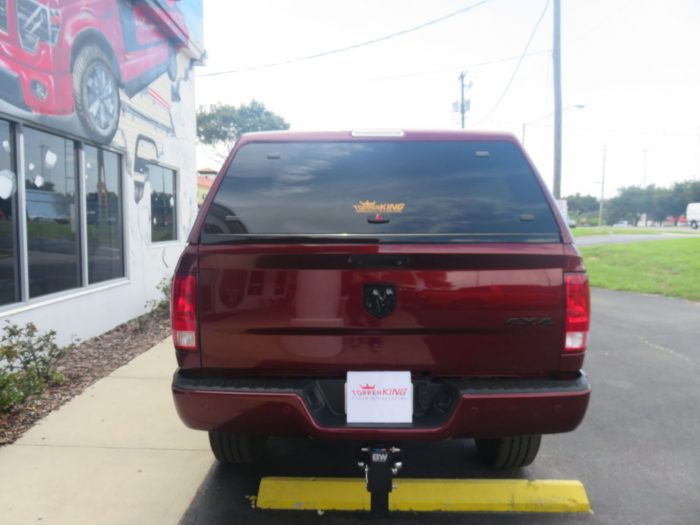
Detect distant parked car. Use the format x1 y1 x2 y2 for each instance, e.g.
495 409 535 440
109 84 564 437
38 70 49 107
568 217 577 228
686 203 700 229
613 220 630 227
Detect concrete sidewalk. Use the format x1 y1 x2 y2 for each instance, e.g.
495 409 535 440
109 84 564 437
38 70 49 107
0 338 213 525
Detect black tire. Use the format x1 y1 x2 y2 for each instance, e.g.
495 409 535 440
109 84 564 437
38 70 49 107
691 220 698 230
208 431 267 464
73 44 120 144
475 435 541 468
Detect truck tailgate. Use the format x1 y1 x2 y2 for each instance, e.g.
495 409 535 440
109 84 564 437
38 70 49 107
197 243 565 377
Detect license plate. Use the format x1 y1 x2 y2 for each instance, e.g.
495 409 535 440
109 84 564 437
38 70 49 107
345 371 413 423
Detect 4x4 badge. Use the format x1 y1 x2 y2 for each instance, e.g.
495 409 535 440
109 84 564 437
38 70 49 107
364 284 396 318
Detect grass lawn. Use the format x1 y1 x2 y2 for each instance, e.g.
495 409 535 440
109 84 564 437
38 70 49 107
580 238 700 301
572 226 699 237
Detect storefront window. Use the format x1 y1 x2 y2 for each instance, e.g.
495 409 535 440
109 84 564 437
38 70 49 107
24 128 80 298
150 164 177 242
0 120 19 306
85 146 124 284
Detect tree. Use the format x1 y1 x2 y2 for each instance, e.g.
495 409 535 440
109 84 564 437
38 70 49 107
669 181 700 219
197 101 290 161
649 186 673 223
564 193 599 214
603 181 700 225
604 186 650 225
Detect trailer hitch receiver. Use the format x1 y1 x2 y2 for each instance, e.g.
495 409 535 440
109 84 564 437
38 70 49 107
358 445 402 514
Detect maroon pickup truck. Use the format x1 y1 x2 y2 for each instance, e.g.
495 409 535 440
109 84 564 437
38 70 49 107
172 130 591 469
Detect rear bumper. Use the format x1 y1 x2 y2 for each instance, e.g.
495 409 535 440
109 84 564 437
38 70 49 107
172 371 590 440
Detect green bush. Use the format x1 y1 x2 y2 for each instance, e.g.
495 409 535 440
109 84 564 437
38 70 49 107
0 322 76 412
145 277 172 318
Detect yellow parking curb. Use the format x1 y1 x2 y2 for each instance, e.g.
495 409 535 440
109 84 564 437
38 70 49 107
391 478 590 512
257 477 591 513
258 477 371 511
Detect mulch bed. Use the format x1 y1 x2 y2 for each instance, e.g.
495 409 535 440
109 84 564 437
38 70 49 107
0 313 170 447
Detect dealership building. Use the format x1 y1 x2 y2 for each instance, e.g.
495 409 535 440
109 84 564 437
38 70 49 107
0 0 204 344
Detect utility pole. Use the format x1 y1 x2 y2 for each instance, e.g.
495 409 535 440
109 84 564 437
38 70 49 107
552 0 562 199
458 71 471 129
598 144 607 227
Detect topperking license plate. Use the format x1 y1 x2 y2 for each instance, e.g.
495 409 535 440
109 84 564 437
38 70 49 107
345 371 413 424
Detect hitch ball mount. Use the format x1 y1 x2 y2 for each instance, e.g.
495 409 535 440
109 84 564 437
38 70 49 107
357 445 403 514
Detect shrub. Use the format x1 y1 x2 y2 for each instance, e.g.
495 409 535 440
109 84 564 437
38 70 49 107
145 277 172 318
0 322 76 412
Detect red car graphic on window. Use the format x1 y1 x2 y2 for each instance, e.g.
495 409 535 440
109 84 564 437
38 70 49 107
0 0 188 143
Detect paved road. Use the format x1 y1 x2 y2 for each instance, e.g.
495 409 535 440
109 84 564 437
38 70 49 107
574 233 696 246
181 289 700 525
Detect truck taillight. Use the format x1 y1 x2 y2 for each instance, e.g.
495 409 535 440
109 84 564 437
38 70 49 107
172 274 197 351
565 273 590 352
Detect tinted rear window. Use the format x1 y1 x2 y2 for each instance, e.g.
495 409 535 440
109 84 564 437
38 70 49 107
203 141 560 242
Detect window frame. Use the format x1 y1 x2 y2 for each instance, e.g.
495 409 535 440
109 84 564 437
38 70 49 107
0 119 129 314
82 144 127 285
0 119 21 306
23 127 82 298
148 162 179 244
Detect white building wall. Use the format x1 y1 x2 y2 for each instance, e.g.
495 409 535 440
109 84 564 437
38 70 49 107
1 53 201 346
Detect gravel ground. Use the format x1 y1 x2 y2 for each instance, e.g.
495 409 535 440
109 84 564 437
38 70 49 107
0 313 169 446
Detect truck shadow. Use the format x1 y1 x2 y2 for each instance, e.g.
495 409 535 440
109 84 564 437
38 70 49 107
180 438 589 525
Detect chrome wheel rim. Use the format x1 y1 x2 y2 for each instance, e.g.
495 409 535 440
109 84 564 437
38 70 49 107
85 62 117 132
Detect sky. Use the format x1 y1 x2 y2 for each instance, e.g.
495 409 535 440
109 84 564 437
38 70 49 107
194 0 700 199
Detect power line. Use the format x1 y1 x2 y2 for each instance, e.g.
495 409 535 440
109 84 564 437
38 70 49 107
476 0 551 124
566 126 699 138
491 119 700 138
198 0 493 78
366 49 551 83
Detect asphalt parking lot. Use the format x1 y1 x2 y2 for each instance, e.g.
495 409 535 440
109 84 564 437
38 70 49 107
180 288 700 525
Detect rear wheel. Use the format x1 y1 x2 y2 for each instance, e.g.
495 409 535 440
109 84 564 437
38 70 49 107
208 431 267 464
72 44 120 144
691 220 698 230
475 435 541 468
